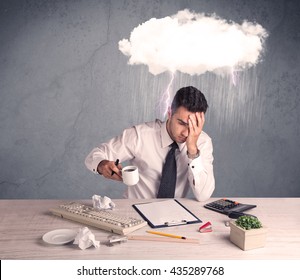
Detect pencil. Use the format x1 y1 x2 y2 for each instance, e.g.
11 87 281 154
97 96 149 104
128 235 199 244
146 230 187 240
111 159 119 176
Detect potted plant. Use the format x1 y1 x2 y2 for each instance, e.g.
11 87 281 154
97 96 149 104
229 215 267 251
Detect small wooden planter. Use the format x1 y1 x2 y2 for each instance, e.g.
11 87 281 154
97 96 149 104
229 220 267 251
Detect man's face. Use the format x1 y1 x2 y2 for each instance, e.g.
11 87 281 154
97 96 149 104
166 106 195 143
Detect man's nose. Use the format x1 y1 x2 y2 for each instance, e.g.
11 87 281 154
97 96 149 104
181 127 189 137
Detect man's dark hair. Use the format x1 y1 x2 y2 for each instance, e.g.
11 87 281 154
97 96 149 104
171 86 208 114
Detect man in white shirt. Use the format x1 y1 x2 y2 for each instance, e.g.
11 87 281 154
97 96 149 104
85 86 215 201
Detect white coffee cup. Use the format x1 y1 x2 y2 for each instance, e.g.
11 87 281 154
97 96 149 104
122 166 139 186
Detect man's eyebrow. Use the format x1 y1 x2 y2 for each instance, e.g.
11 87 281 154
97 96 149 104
177 118 189 126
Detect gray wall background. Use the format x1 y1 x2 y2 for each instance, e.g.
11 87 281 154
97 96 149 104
0 0 299 199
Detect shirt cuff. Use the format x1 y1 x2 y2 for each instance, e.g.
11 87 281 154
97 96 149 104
91 160 101 174
188 155 204 175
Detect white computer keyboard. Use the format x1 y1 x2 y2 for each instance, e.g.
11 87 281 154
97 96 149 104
50 202 147 235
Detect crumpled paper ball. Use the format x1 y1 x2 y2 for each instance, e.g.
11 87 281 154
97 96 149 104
73 227 100 250
92 195 116 210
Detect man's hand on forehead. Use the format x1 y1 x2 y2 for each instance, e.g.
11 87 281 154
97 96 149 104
187 112 205 139
188 112 205 127
185 112 205 156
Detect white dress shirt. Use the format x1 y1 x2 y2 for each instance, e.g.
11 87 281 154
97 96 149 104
85 119 215 201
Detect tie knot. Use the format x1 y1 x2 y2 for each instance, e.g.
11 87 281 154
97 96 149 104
170 142 178 150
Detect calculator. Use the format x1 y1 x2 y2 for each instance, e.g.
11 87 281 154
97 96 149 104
204 198 256 214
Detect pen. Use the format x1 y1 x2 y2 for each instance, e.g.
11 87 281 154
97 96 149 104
111 159 119 176
146 230 187 240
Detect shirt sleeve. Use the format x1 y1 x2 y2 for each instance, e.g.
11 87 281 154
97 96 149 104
187 137 215 201
84 127 138 174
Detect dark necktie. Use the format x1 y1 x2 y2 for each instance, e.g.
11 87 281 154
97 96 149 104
157 142 178 198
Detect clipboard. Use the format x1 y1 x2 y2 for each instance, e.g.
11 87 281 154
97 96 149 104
132 199 202 228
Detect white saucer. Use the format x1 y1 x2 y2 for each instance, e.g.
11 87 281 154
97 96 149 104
42 229 77 245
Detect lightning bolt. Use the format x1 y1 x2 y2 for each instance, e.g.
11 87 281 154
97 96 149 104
160 72 175 118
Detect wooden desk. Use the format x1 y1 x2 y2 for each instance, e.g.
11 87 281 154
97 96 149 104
0 198 299 260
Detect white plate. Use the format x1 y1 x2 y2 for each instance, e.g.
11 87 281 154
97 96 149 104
42 229 77 245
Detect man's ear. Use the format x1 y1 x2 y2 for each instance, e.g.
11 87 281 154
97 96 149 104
167 107 172 119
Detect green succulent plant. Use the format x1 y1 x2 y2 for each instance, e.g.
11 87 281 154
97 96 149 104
235 215 262 230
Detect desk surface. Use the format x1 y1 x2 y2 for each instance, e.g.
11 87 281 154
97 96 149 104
0 198 299 260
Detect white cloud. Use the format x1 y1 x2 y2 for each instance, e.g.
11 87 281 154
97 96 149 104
119 9 268 75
